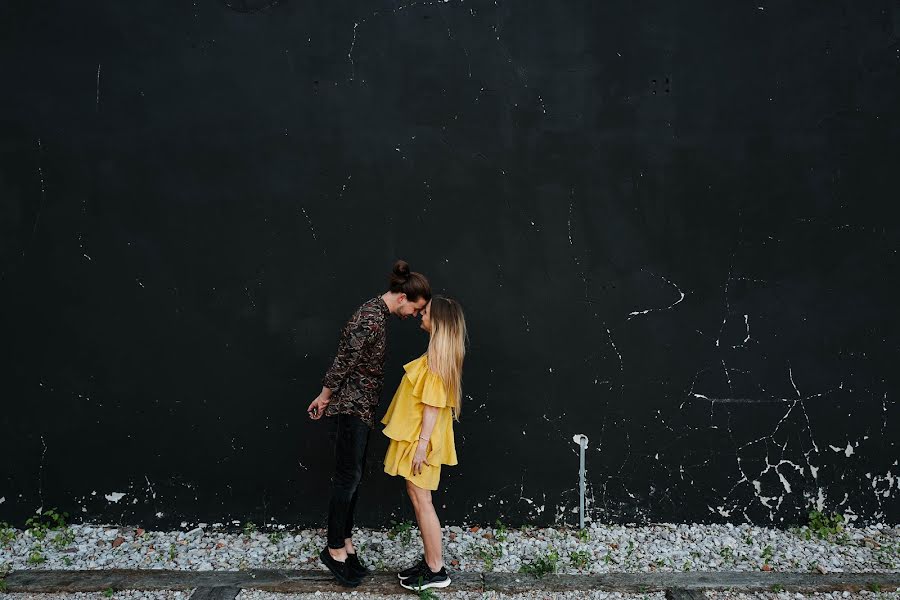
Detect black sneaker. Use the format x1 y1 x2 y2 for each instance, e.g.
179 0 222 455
400 565 451 591
346 552 371 579
319 548 361 587
397 555 426 580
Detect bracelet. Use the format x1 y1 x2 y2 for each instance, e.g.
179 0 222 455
419 436 430 442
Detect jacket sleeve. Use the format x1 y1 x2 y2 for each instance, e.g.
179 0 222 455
322 310 380 392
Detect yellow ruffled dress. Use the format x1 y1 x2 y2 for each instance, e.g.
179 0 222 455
382 354 458 491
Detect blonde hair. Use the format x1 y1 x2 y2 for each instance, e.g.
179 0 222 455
426 296 467 420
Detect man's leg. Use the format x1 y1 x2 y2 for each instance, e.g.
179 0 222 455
326 414 369 561
343 426 369 554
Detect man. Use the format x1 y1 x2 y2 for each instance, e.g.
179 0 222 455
307 260 431 586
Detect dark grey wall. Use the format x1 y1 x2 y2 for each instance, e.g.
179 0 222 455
1 0 897 529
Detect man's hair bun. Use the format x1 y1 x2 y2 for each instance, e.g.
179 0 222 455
392 260 411 281
388 260 431 302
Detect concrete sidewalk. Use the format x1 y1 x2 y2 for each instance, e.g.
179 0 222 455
2 569 899 598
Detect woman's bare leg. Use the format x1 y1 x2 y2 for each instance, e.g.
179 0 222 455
406 479 443 571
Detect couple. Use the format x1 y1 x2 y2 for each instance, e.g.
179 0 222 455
306 260 466 591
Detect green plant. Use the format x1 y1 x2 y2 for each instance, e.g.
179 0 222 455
267 531 285 545
807 510 845 539
867 583 882 593
761 545 774 565
0 523 15 546
414 578 439 600
604 550 614 565
62 556 73 567
242 522 258 537
743 533 754 545
519 548 558 577
772 584 785 593
0 580 7 592
168 543 177 561
51 527 76 550
469 543 502 571
577 528 590 542
874 542 898 568
625 540 635 558
387 520 415 546
102 587 114 597
719 546 735 563
569 549 591 569
27 545 45 565
494 519 508 542
25 508 68 541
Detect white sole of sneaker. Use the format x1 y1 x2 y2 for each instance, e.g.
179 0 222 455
400 577 451 590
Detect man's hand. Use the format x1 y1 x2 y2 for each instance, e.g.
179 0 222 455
411 440 430 475
307 394 330 420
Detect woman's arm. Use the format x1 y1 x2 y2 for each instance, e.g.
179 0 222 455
412 405 439 475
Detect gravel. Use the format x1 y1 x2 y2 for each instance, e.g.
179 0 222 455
707 593 900 600
0 521 896 574
237 592 670 600
1 592 191 600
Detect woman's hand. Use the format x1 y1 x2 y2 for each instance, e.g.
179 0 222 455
412 440 430 475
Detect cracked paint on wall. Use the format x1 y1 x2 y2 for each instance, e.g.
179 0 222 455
0 0 898 528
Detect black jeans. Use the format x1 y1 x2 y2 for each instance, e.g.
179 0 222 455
327 413 370 549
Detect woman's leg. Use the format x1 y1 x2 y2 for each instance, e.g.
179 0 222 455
406 479 443 571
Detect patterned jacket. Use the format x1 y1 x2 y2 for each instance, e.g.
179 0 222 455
322 296 390 427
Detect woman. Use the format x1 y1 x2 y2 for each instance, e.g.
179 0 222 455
382 295 467 591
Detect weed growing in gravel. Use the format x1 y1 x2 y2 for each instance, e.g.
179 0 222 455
62 556 73 567
874 542 898 568
102 587 114 597
242 522 258 537
806 510 844 540
577 528 590 542
469 543 502 571
493 519 508 542
25 508 68 541
719 546 735 564
772 584 785 592
267 531 285 545
569 549 591 569
168 543 177 561
742 533 754 545
51 527 76 550
761 545 774 566
519 548 558 577
0 523 15 546
388 520 415 546
27 544 45 564
0 579 6 592
413 579 439 600
867 583 882 593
